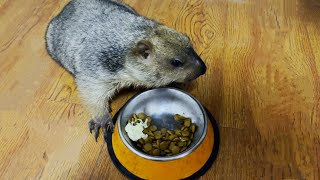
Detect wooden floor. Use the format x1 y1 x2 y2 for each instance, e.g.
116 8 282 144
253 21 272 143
1 0 320 179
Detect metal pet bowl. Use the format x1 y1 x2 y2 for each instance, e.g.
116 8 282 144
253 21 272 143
117 87 208 161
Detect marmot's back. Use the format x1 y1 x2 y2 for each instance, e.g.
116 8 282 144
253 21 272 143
46 1 78 73
45 0 156 75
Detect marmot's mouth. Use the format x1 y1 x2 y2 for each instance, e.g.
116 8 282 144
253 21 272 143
168 82 187 89
170 82 185 86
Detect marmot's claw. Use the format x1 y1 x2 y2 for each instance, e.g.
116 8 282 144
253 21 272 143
88 115 113 141
88 120 95 134
102 118 114 135
108 121 115 133
88 118 102 142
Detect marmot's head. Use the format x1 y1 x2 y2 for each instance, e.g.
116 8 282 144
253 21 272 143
126 25 206 87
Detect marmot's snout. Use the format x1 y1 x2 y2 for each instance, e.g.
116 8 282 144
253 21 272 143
186 48 207 82
195 55 207 76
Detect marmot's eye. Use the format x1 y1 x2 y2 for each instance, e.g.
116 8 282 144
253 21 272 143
170 59 183 67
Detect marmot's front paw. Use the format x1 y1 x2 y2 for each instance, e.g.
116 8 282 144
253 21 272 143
88 115 114 142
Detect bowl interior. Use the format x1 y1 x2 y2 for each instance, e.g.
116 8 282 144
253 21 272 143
118 88 207 160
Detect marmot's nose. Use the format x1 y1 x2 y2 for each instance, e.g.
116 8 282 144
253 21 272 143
188 47 207 76
197 59 207 75
200 62 207 75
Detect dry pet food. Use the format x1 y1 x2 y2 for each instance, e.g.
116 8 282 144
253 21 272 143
125 113 197 156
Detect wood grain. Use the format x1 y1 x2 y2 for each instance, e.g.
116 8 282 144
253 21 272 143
0 0 319 179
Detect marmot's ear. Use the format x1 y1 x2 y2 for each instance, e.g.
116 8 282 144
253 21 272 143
134 40 153 59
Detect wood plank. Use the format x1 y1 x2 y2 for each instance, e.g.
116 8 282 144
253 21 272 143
0 0 319 179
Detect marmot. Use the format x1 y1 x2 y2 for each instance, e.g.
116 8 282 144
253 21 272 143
45 0 207 141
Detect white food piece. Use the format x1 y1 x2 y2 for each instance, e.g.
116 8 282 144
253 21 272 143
125 119 149 141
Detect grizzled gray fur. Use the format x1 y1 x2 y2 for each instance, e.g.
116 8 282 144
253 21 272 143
45 0 206 141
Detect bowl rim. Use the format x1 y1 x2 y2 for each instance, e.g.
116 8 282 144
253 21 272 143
117 87 208 161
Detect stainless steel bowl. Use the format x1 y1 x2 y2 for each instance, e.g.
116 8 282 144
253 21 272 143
117 87 208 161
